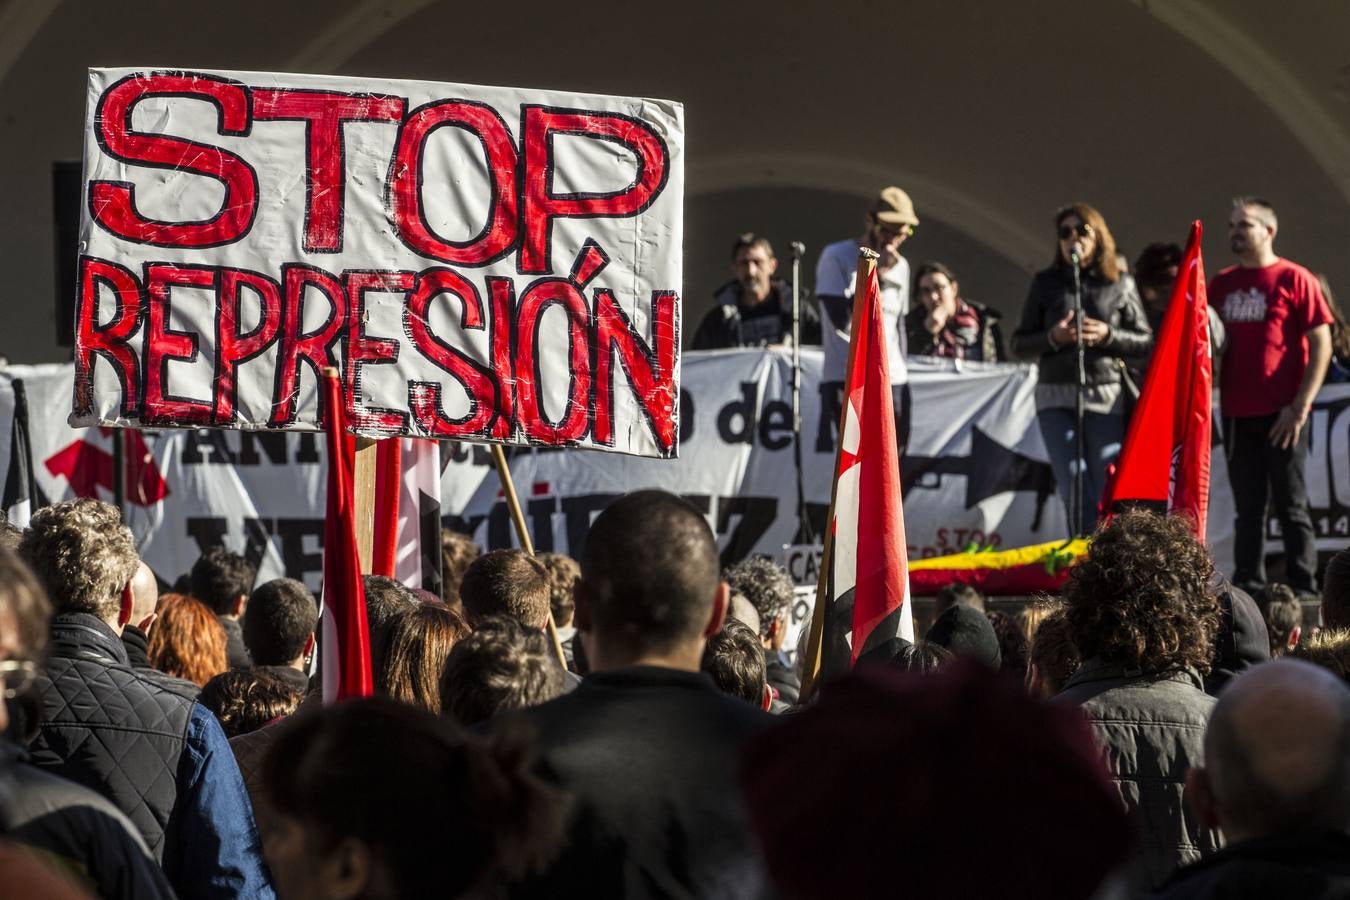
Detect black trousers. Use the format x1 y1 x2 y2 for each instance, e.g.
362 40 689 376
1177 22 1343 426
1223 413 1318 594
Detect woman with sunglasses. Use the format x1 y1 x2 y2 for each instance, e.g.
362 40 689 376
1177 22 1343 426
1012 203 1152 536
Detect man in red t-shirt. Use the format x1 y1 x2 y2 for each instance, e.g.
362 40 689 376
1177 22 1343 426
1213 197 1333 598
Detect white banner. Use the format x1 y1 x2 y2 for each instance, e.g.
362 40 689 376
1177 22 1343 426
8 354 1350 590
74 68 684 458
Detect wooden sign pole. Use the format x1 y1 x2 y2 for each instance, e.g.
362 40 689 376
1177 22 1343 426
352 437 378 574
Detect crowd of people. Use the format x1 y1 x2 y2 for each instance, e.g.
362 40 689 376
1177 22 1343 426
2 487 1350 898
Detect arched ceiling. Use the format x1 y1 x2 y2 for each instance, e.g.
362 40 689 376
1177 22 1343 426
0 0 1346 361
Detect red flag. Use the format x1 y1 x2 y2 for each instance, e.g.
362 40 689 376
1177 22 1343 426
830 259 913 665
371 438 402 577
1105 221 1212 536
320 369 374 702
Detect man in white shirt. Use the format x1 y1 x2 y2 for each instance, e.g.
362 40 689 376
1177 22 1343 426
815 185 918 451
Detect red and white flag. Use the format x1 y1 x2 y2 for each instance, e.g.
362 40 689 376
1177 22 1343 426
1105 221 1212 536
320 369 373 703
394 438 444 596
827 257 913 667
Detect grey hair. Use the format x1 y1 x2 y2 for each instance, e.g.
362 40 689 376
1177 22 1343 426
20 499 137 620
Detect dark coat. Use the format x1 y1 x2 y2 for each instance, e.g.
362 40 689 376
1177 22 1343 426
764 649 800 706
693 280 821 350
1011 266 1152 385
503 666 775 899
1149 830 1350 900
1057 658 1221 894
219 616 252 669
28 612 273 900
0 737 176 900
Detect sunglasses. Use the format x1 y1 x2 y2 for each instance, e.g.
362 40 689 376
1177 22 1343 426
1058 223 1094 241
877 223 915 238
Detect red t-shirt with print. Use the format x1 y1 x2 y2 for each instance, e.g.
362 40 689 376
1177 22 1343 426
1212 258 1332 417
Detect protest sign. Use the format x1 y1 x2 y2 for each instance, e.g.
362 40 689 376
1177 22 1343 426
13 353 1350 590
73 68 684 458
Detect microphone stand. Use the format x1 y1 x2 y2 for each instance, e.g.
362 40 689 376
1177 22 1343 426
790 241 812 544
1070 251 1085 539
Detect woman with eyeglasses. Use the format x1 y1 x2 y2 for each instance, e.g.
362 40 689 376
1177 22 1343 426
905 261 1005 361
1012 203 1152 536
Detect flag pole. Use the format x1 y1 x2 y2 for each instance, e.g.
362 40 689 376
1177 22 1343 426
799 247 879 703
352 437 378 573
490 444 570 670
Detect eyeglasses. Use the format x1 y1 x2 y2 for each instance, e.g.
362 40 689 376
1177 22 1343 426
0 660 37 700
1058 222 1094 241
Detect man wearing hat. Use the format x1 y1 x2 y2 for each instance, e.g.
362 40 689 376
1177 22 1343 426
815 186 919 450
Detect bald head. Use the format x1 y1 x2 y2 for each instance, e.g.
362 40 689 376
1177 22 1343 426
1202 658 1350 842
129 561 159 624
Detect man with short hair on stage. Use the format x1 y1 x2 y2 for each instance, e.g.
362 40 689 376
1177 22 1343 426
1212 197 1333 601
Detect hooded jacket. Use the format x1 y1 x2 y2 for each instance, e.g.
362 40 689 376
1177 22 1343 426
27 612 273 900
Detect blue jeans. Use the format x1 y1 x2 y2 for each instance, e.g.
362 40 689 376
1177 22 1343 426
1038 407 1125 537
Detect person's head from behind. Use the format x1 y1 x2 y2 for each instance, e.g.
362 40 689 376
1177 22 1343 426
1027 602 1080 698
440 529 481 609
578 490 726 671
378 602 469 712
128 560 159 626
924 605 1001 670
1322 547 1350 631
262 696 566 900
244 578 319 668
985 609 1029 678
724 555 794 650
730 233 778 303
741 661 1130 899
0 548 51 734
1263 583 1302 657
19 499 137 628
198 668 302 738
536 552 580 629
933 581 985 618
459 550 551 630
147 594 227 686
1054 203 1121 282
361 575 420 674
1133 241 1183 310
0 520 22 552
1292 629 1350 685
700 618 768 708
1064 509 1220 676
1188 658 1350 844
439 616 565 727
189 546 257 619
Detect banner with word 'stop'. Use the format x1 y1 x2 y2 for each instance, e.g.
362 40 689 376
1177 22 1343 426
74 69 684 458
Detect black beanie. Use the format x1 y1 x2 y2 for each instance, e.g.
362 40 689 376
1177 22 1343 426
925 605 1002 670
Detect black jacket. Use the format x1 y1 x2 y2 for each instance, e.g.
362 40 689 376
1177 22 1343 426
1011 266 1152 385
1150 829 1350 900
219 616 252 669
0 738 176 900
693 280 821 351
764 649 800 706
504 666 775 899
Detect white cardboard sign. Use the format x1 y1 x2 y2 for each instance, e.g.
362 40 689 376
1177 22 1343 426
73 68 684 458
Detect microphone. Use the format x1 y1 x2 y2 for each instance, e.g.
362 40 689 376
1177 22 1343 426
790 241 805 261
1070 249 1081 268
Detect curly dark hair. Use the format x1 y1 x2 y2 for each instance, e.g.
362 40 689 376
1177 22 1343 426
724 555 795 640
1064 509 1220 675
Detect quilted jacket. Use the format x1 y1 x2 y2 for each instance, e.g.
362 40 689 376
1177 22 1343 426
1057 658 1222 894
27 612 274 900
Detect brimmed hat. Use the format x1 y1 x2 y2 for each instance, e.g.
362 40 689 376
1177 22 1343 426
871 186 919 227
